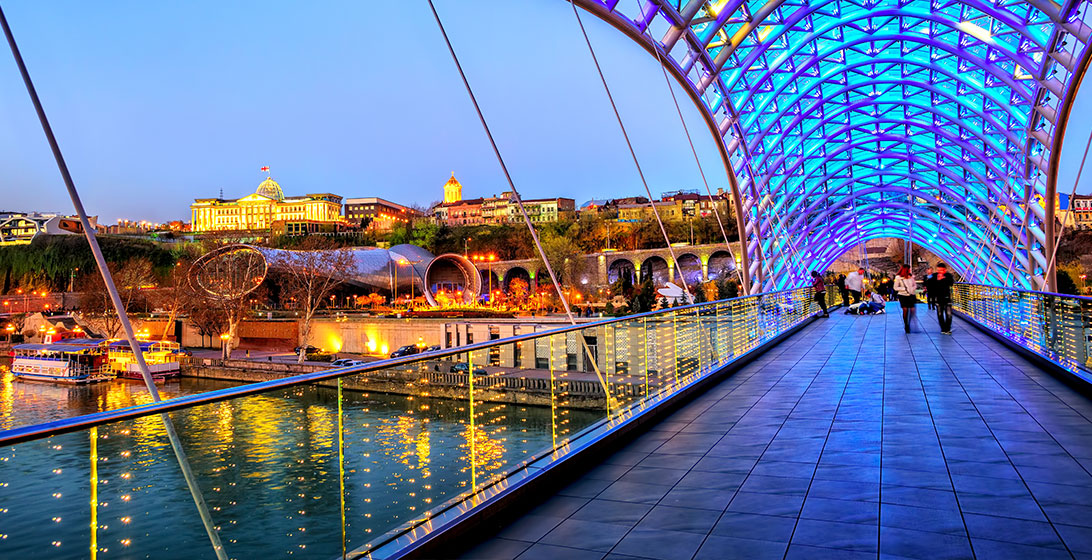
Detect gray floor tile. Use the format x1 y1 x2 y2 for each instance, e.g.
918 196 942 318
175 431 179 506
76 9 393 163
968 538 1074 560
694 535 789 560
570 499 653 527
962 512 1066 549
635 504 719 534
610 528 706 560
458 537 532 559
712 511 797 542
878 526 973 559
791 518 878 552
515 543 606 560
538 519 629 552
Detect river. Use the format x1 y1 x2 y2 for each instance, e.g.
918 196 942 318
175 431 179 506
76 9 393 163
0 367 602 558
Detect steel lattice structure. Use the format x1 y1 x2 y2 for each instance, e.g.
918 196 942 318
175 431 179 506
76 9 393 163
575 0 1092 293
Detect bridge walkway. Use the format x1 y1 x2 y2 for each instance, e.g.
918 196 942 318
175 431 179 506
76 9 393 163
456 304 1092 559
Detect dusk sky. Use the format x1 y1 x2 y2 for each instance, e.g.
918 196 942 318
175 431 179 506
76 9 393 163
1 1 1091 224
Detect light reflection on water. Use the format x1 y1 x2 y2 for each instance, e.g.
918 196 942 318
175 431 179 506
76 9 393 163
0 367 601 558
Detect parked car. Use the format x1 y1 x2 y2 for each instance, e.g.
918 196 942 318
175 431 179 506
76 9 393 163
330 359 366 368
294 345 322 355
449 362 487 375
389 345 421 358
425 345 441 353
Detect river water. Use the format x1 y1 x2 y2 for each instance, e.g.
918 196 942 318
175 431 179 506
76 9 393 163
0 368 602 558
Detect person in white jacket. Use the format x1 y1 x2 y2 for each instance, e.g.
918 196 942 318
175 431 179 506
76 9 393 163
893 264 918 333
845 267 865 303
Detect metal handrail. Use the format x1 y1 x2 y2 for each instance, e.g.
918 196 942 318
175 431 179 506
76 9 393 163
955 282 1092 303
0 286 808 446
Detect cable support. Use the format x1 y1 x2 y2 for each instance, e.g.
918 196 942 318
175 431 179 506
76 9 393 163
0 5 227 558
632 6 746 293
567 1 695 302
426 0 616 413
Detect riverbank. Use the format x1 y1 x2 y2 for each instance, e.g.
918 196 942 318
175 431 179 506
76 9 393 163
181 357 617 409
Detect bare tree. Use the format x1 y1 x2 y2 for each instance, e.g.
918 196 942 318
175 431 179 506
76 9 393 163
78 258 155 338
272 238 354 362
149 258 198 341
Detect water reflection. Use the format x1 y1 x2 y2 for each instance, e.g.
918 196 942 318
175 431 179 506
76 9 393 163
0 372 600 559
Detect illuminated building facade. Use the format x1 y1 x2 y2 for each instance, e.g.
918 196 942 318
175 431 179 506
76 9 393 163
190 177 343 234
343 197 423 232
0 212 94 245
616 191 731 223
431 173 574 226
1071 194 1092 230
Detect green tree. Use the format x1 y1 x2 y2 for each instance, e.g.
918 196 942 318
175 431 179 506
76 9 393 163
1057 269 1080 295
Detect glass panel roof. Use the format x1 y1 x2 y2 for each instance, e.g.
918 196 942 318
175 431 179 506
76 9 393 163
580 0 1092 291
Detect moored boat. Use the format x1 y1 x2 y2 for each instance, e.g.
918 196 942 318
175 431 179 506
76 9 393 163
10 342 112 384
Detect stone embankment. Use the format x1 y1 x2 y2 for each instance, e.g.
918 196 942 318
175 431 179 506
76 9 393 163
181 358 621 410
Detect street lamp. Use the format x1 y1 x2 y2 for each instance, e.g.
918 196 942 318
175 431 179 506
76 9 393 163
219 333 230 359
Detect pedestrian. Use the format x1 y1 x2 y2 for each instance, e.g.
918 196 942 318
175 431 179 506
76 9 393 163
846 267 865 303
836 273 850 308
893 264 918 333
923 267 936 310
933 262 955 335
811 271 830 317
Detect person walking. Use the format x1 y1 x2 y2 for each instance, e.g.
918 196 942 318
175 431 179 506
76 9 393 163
923 267 937 310
893 264 918 333
846 267 865 303
836 273 850 308
811 271 830 317
933 262 955 334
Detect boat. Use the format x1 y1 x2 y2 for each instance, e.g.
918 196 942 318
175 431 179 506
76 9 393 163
10 342 112 384
105 339 182 380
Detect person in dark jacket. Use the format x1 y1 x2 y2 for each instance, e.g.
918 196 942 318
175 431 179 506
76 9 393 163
836 274 850 308
923 267 937 310
933 263 955 334
811 271 829 317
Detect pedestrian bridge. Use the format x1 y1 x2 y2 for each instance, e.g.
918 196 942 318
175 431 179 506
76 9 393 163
3 284 1092 559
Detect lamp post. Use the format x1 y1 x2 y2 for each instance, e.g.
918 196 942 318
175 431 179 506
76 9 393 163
1082 274 1088 294
219 333 230 360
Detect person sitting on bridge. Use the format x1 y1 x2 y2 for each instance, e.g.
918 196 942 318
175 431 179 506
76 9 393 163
846 290 885 315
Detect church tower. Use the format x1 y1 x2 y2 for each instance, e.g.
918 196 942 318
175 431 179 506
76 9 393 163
443 172 463 203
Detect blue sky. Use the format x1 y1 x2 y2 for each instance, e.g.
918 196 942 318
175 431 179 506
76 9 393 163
0 1 1090 224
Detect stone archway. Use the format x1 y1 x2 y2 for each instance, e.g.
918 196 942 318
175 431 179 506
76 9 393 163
607 258 636 284
640 255 670 286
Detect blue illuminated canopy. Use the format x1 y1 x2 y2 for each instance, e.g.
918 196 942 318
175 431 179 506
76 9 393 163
576 0 1092 292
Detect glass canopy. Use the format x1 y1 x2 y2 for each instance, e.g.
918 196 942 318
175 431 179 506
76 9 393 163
577 0 1092 292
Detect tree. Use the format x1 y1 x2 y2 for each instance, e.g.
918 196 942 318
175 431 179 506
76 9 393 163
693 284 708 304
78 258 155 338
535 230 588 289
189 303 228 348
507 277 530 307
716 278 740 300
1057 269 1079 296
272 238 355 362
149 258 198 340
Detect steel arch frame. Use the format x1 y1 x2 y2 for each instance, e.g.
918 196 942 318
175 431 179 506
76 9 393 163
571 0 1092 291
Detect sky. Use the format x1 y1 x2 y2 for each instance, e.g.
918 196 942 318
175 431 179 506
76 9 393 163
0 1 1091 225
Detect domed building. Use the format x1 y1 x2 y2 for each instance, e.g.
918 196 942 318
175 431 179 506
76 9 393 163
191 174 343 234
443 172 462 203
255 177 285 201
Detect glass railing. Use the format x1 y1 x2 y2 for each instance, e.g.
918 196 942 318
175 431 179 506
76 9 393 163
0 286 823 559
954 283 1092 381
